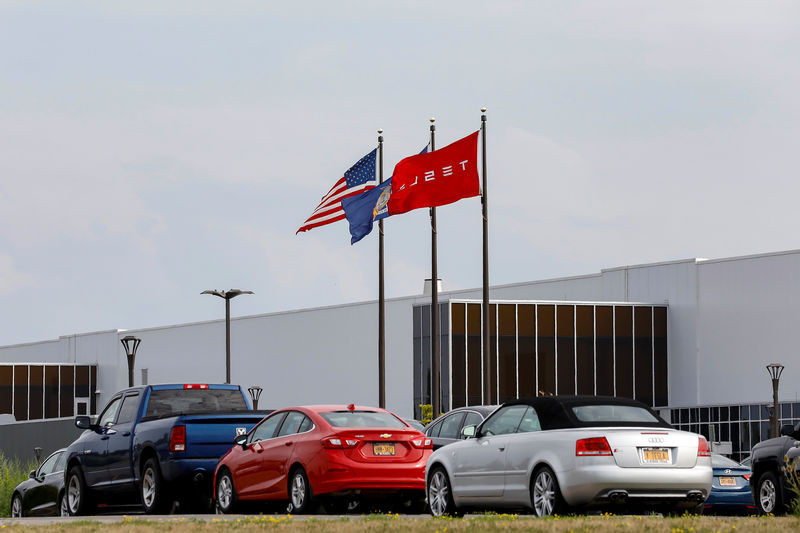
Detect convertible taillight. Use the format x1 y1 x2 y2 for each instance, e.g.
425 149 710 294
170 425 186 452
322 436 358 449
410 437 433 449
575 436 612 456
697 436 711 457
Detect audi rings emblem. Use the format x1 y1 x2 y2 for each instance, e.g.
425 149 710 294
647 436 665 443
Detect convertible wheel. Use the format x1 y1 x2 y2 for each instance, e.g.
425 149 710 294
141 458 170 514
215 470 237 514
531 466 566 517
59 492 69 516
286 467 314 514
66 466 93 516
10 494 23 518
757 471 784 515
428 466 459 517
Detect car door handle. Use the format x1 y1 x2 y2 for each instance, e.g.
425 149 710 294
101 436 109 440
284 441 294 446
498 447 505 451
106 429 117 435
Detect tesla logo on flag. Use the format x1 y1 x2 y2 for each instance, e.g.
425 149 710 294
397 160 470 191
236 427 247 436
380 433 392 439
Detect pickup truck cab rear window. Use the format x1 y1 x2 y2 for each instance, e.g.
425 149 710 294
145 389 248 418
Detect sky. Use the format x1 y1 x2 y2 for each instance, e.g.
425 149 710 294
1 1 799 346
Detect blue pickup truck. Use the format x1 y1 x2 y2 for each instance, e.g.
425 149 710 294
63 383 268 515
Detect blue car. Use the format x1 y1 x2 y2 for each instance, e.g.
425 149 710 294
704 454 755 514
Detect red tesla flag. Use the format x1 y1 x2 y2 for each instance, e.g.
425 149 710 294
388 131 479 215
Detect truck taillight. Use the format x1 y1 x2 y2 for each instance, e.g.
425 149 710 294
170 425 186 452
697 436 711 457
184 384 208 389
575 437 613 456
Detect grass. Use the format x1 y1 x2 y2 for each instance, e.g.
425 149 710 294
0 451 38 518
2 513 800 533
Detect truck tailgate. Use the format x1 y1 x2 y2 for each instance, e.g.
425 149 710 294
180 414 265 459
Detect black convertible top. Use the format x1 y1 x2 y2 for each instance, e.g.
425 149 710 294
501 395 672 430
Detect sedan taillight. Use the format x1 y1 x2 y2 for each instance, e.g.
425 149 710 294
410 438 433 449
575 436 612 456
743 474 751 481
322 436 358 449
170 425 186 452
697 436 711 457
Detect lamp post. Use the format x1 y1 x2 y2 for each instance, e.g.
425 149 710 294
120 336 141 388
766 363 784 438
202 289 254 384
247 386 263 410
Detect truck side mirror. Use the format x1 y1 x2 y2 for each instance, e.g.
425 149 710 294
781 424 796 437
75 415 92 430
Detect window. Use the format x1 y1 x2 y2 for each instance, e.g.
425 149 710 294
425 419 442 438
116 394 140 425
146 389 248 418
37 451 62 477
572 404 659 423
55 450 67 472
251 412 286 443
464 411 484 429
98 397 122 427
321 410 407 428
438 413 465 439
278 411 308 437
481 404 528 436
517 406 541 433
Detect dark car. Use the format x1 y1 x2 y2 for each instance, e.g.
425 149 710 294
424 405 498 450
10 449 68 517
704 454 755 514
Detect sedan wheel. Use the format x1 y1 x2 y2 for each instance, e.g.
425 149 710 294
531 466 565 517
428 467 458 517
59 493 69 517
67 466 87 516
216 471 237 514
11 494 23 518
286 468 313 514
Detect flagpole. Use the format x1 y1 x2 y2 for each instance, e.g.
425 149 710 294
429 117 440 419
378 129 386 409
481 108 491 404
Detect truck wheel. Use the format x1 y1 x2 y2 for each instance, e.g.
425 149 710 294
286 467 314 514
141 458 171 514
757 470 785 515
66 466 94 516
215 470 238 514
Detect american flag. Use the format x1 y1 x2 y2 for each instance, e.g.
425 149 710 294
297 149 377 234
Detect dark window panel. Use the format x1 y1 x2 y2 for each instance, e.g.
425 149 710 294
615 306 633 398
14 366 29 421
782 403 791 420
576 306 594 395
634 307 653 405
467 304 482 405
413 306 422 417
489 304 498 403
76 365 90 398
700 407 709 423
45 366 59 418
595 306 614 396
0 366 12 416
439 303 450 413
556 305 575 395
653 307 668 406
729 406 740 422
518 305 536 398
60 365 74 418
537 305 555 396
498 305 516 403
90 365 97 415
29 365 44 421
451 299 467 409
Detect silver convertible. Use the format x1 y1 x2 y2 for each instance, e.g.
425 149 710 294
425 396 712 516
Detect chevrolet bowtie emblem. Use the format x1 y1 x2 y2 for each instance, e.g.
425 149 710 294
380 433 392 438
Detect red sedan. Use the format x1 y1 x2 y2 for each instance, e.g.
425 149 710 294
213 404 432 514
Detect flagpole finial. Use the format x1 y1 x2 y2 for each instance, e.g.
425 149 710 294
377 128 383 134
430 117 435 123
481 107 487 113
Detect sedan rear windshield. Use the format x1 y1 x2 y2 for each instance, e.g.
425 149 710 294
321 411 407 428
571 404 659 424
145 389 248 418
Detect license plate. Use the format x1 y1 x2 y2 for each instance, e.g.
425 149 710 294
642 448 670 464
720 476 736 486
373 443 395 456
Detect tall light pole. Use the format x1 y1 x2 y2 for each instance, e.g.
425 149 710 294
120 336 141 388
202 289 254 384
766 363 784 438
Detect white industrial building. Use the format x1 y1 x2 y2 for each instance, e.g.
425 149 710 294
3 248 800 460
